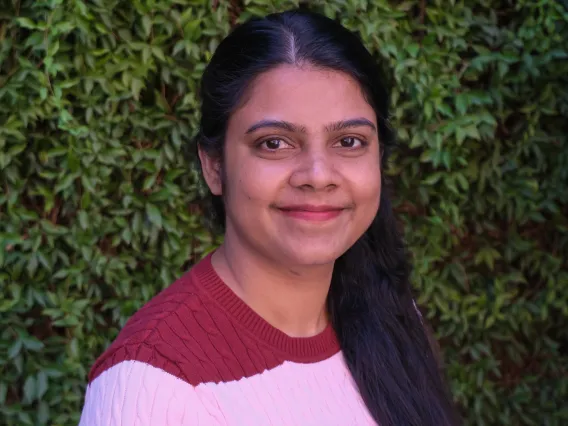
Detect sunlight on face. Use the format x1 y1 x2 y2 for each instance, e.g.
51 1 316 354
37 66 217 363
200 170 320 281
217 65 381 266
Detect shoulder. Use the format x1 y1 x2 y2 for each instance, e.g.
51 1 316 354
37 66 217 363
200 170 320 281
80 360 221 426
88 259 243 388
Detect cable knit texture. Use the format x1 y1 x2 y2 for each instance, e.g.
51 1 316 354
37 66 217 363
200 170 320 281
79 253 375 425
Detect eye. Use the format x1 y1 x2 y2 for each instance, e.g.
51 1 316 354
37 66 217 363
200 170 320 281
258 138 293 151
335 136 366 149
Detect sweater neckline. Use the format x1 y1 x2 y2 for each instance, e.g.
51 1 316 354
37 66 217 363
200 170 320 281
192 251 341 363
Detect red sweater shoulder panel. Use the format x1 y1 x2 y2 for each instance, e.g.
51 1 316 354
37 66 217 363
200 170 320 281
88 254 340 386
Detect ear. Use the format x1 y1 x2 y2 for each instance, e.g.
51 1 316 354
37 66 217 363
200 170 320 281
198 145 223 196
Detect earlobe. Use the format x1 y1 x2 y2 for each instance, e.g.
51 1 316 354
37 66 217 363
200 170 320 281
198 146 223 196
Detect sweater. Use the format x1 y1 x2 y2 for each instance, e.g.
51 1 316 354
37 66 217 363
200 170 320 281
78 253 376 425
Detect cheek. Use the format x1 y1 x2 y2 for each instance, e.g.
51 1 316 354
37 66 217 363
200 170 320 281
358 183 382 223
348 160 382 205
354 177 381 235
225 158 287 206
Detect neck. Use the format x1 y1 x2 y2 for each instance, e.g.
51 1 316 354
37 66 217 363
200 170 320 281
212 232 333 338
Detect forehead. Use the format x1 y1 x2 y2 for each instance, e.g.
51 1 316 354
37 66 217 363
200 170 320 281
231 65 376 130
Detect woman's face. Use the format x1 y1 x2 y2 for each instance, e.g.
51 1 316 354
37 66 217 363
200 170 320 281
201 65 382 267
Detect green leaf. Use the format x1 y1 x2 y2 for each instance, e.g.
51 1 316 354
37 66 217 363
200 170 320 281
55 173 77 193
78 211 89 230
424 173 442 185
23 376 36 403
145 203 163 228
36 371 48 399
406 43 420 58
18 411 33 425
23 337 44 352
0 382 7 405
143 173 158 191
37 401 50 424
132 79 144 100
16 18 37 29
152 46 165 62
142 15 152 38
8 339 22 359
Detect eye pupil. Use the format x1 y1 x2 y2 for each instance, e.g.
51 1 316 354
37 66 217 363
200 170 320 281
342 137 355 147
265 140 280 149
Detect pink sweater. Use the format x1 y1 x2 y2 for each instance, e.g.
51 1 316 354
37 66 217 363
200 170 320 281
79 253 375 425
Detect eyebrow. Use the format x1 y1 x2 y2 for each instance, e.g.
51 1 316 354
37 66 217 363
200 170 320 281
245 117 377 134
245 120 306 134
324 118 377 133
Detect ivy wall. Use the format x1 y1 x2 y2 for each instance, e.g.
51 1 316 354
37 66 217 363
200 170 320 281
1 0 567 424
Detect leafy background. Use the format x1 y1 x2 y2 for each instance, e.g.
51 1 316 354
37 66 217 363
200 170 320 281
1 0 567 424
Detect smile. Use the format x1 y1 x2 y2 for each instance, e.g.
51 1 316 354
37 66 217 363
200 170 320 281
275 204 347 222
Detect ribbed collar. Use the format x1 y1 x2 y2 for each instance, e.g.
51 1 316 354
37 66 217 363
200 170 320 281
192 251 340 363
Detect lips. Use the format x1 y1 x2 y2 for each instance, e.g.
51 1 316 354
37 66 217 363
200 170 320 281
276 204 347 222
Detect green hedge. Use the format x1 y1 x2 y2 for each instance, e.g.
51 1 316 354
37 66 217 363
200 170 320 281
1 0 567 424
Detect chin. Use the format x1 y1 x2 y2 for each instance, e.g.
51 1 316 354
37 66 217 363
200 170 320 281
282 243 348 267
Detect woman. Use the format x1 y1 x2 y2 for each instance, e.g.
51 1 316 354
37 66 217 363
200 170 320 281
79 9 459 426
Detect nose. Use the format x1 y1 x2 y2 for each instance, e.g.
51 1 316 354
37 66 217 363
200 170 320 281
288 149 339 191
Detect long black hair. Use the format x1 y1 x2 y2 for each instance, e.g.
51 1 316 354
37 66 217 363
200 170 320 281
195 9 460 426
